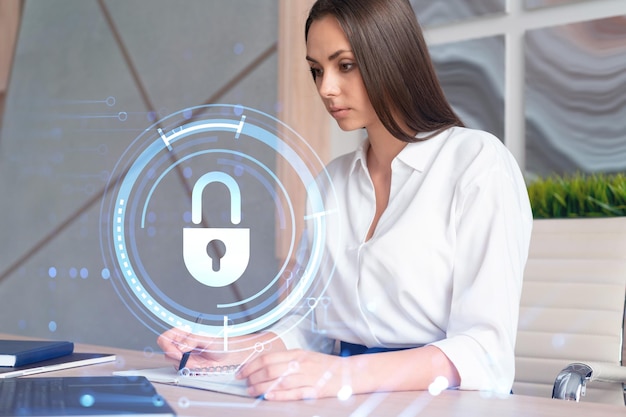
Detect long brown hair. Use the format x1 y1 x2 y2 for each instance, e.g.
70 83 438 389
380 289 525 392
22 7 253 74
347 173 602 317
305 0 464 142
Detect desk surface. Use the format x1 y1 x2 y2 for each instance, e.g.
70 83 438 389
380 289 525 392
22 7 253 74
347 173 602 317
6 337 624 417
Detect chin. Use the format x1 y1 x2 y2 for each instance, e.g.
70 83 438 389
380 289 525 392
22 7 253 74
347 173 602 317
335 121 363 132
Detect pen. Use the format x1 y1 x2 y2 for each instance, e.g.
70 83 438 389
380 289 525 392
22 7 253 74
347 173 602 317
178 351 191 371
178 315 203 371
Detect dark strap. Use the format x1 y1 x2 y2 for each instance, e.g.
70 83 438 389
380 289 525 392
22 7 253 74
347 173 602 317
339 341 415 357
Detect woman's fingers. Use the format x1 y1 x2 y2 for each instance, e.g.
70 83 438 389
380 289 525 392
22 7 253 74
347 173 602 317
157 328 191 361
157 329 289 380
239 350 344 400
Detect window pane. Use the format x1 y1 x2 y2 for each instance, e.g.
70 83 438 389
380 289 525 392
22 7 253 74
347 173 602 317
524 0 588 10
430 35 505 140
412 0 506 27
525 16 626 176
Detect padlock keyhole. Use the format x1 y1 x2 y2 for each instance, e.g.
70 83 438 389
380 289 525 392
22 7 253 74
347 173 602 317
206 239 227 272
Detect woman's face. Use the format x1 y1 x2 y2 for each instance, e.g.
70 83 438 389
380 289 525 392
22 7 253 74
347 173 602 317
306 16 380 133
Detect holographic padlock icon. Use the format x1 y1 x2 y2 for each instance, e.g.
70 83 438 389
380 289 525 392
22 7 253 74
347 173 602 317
182 172 250 287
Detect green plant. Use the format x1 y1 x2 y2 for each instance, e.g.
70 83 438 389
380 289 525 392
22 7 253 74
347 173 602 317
527 172 626 218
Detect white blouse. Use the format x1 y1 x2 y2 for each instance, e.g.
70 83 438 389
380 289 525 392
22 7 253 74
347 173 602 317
275 126 533 394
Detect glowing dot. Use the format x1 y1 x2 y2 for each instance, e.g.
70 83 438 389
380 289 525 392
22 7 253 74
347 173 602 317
337 385 352 401
234 104 244 116
48 267 57 278
80 268 88 279
147 211 157 223
183 109 193 119
552 334 565 349
69 268 78 279
48 321 57 332
288 361 300 372
233 42 244 55
101 268 110 279
147 226 156 237
80 394 95 407
428 376 449 396
183 166 193 178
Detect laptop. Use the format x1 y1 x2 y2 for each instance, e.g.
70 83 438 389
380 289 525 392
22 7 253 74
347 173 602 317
0 375 176 416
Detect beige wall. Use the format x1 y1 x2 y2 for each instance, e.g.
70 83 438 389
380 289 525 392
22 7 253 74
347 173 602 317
276 0 330 261
0 0 21 125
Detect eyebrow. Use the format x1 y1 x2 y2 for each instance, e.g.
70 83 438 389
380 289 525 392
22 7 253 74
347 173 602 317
306 49 353 64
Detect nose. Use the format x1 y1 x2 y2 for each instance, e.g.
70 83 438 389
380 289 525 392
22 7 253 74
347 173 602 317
318 71 340 98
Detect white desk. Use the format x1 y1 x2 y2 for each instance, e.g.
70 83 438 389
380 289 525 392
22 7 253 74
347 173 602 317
0 333 617 417
21 340 621 417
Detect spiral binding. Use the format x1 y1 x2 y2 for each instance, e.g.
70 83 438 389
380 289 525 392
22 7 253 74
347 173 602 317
178 364 240 377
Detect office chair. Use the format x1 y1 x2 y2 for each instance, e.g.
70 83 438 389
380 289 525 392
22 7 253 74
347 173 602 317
513 217 626 405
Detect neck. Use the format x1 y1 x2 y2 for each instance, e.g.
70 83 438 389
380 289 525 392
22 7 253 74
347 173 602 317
366 124 408 170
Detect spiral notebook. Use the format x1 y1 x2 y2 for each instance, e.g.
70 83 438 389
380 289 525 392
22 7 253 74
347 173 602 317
0 352 116 379
113 366 250 397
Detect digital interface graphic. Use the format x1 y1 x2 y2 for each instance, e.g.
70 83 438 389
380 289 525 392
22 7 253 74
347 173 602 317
99 104 339 343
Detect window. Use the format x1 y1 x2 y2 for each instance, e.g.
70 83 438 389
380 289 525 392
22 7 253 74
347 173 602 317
418 0 626 177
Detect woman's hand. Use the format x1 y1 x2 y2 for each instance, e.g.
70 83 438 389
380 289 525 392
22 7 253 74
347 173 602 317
156 327 285 371
157 327 218 366
237 349 349 401
238 345 461 400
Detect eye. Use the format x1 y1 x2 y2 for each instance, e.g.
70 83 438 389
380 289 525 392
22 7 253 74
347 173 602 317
340 62 355 72
309 66 323 81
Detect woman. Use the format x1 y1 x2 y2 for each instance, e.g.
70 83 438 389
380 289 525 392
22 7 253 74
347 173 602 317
158 0 532 400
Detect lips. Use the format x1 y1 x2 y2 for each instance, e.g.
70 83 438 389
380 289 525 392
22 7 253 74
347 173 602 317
328 106 350 119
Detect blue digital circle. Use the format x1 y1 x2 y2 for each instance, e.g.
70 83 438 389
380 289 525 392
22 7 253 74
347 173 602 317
100 104 339 339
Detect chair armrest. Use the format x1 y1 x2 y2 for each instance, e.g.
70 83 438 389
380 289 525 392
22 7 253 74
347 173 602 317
552 362 626 401
583 361 626 383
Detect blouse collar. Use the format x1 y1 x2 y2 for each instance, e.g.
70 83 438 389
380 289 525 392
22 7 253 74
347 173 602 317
349 128 452 174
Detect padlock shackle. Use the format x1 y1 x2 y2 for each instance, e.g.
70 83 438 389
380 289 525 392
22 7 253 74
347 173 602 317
191 171 242 225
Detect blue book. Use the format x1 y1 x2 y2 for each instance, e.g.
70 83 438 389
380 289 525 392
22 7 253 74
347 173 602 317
0 340 74 367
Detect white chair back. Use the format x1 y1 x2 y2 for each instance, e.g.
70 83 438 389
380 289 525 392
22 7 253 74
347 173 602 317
514 217 626 405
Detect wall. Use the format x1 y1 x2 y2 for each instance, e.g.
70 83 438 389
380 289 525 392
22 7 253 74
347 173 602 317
0 0 281 351
0 0 21 128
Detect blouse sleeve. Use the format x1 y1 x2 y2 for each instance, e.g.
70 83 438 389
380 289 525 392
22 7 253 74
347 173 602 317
430 141 533 394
